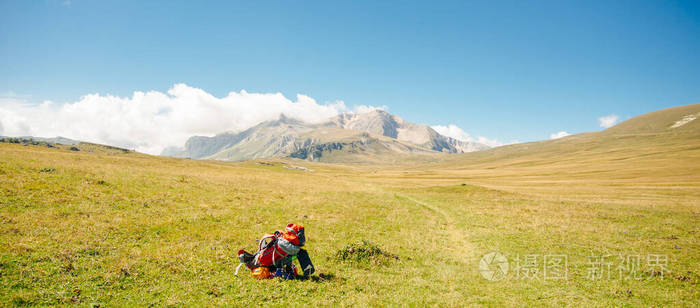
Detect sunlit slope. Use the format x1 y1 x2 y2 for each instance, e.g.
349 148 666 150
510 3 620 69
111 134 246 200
448 103 699 167
0 137 133 154
605 103 700 134
367 104 700 202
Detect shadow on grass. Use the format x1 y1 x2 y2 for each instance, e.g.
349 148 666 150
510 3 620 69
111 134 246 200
295 272 337 283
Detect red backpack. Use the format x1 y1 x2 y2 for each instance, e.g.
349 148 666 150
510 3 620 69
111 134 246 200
238 224 306 269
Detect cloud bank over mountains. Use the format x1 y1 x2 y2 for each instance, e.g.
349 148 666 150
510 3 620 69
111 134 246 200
430 124 504 148
0 84 355 154
0 84 497 154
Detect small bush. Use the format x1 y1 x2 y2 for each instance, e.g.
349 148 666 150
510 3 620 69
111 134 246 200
334 240 399 265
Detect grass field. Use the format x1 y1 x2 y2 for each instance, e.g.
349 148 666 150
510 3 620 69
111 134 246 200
1 105 699 306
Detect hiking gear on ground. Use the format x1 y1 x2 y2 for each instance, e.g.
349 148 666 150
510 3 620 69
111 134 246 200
235 223 313 279
234 262 245 276
251 266 271 279
283 224 306 246
255 233 287 267
273 264 298 280
238 249 255 264
297 247 315 276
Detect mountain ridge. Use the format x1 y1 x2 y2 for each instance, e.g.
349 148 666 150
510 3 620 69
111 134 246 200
165 110 490 162
328 110 488 153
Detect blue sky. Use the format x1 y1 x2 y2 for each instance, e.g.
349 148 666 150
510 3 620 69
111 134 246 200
1 0 699 146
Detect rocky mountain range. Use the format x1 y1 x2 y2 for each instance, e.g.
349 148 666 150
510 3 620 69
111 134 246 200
162 110 490 162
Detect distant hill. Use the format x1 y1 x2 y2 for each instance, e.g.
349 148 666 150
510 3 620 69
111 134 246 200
165 110 490 162
0 136 132 154
603 103 699 134
12 136 80 145
428 103 700 186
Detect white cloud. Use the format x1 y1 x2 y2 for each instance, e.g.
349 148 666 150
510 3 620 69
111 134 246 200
476 136 504 147
431 124 473 142
430 124 505 147
353 104 388 114
0 84 383 154
549 131 570 139
598 114 619 128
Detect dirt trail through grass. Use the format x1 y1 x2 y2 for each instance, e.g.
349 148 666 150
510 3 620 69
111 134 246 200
395 193 476 266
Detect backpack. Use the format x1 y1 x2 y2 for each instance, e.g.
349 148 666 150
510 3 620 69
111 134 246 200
236 224 311 279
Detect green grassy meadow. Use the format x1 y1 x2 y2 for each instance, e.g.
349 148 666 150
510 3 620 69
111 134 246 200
1 105 699 306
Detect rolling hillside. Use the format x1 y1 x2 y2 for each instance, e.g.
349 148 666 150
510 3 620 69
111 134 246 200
361 104 700 201
0 104 698 306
